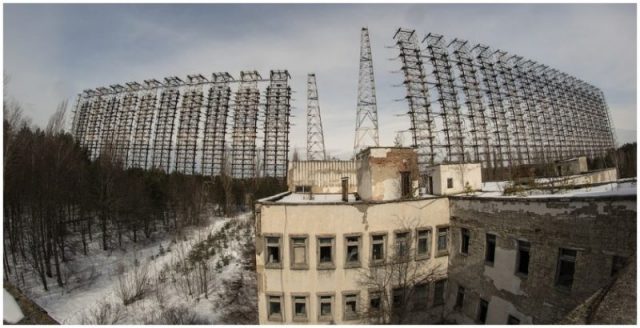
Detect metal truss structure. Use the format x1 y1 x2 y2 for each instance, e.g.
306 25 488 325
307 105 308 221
354 27 380 155
201 73 233 177
306 73 327 161
72 70 291 178
394 28 616 172
231 71 261 179
263 70 292 179
175 74 206 175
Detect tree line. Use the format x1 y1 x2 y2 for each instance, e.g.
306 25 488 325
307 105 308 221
3 101 286 291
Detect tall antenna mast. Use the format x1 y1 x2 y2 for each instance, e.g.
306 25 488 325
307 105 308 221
354 27 380 155
306 73 326 160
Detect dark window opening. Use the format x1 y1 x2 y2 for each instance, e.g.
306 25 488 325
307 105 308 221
413 284 428 311
319 238 333 263
417 229 431 257
485 234 496 264
401 171 411 197
372 235 385 261
346 236 360 264
517 240 530 275
447 178 454 189
266 237 281 264
294 296 307 318
369 292 381 312
556 248 577 289
461 228 470 254
268 296 282 319
478 299 489 324
434 280 446 306
320 296 332 317
395 232 409 258
392 288 405 310
437 227 449 251
455 286 465 309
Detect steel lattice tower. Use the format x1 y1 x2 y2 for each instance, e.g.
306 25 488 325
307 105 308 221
231 71 261 179
306 73 327 161
175 74 206 174
263 70 292 178
354 27 380 155
201 72 233 176
113 82 140 166
152 76 181 172
130 79 161 169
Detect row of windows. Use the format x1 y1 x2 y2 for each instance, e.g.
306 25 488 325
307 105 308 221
454 285 521 325
264 226 450 269
458 228 629 290
266 280 447 322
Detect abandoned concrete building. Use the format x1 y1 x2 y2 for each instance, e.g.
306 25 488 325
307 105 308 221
254 147 636 325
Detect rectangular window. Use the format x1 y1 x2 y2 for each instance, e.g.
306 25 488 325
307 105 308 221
461 228 470 255
295 185 311 192
447 178 454 189
433 279 446 306
392 287 405 310
318 295 334 321
268 295 283 321
343 293 359 321
611 255 628 276
485 234 496 265
395 232 410 258
455 286 465 309
516 240 530 275
556 248 577 289
369 291 382 313
413 284 428 311
507 315 520 325
317 237 335 269
437 227 449 254
266 236 282 267
401 171 411 198
416 229 432 258
371 234 386 263
290 236 307 269
478 299 489 324
292 295 308 321
345 235 361 267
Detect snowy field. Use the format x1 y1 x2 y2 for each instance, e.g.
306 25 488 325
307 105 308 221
12 213 256 324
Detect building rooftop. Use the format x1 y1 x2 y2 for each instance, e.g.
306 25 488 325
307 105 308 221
473 179 636 198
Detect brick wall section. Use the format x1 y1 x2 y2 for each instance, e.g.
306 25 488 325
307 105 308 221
445 195 636 324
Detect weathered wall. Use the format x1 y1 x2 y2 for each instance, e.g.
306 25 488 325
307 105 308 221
255 196 450 324
444 195 636 324
556 157 588 176
423 163 482 196
288 160 357 193
356 147 419 201
546 168 618 186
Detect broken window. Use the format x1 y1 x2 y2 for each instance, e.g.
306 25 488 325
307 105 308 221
416 228 432 258
556 248 577 289
507 315 520 325
292 295 308 320
345 235 361 267
369 291 382 313
290 237 307 268
371 234 386 263
413 283 428 311
343 293 359 320
392 287 405 310
461 228 470 255
447 178 454 189
266 236 281 267
455 285 465 309
437 227 449 253
516 240 530 275
611 255 628 276
395 232 410 258
318 237 334 268
268 295 283 321
401 171 411 198
433 279 446 306
485 234 496 265
318 295 333 321
477 299 489 324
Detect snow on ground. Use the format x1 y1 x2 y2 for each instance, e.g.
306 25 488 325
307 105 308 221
4 289 25 323
474 180 637 198
16 212 255 324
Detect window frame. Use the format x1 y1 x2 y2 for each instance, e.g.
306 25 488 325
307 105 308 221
515 240 530 277
316 235 336 270
416 227 432 260
370 232 388 265
291 293 309 322
400 171 411 198
368 289 383 315
342 291 360 321
289 234 309 270
436 225 449 257
433 279 447 307
477 298 489 324
555 248 577 290
266 292 284 322
317 293 335 322
394 230 411 260
485 233 496 266
447 177 454 189
344 233 362 269
460 228 470 255
412 283 429 312
264 233 283 269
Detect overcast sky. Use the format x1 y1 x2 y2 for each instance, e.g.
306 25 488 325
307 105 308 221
4 3 637 159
